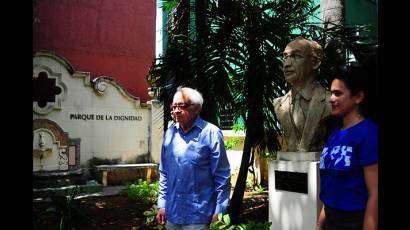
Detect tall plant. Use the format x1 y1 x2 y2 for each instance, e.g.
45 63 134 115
148 0 377 224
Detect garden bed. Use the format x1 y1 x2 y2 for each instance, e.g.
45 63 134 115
33 191 268 230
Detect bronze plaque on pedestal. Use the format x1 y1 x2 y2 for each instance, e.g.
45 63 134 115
275 170 308 194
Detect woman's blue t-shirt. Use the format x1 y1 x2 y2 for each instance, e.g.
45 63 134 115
319 118 378 211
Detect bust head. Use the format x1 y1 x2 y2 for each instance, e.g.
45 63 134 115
274 37 332 153
282 37 323 88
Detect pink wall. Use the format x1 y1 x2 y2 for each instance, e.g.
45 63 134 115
33 0 156 103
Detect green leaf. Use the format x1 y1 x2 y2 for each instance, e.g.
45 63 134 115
222 214 231 225
218 212 223 221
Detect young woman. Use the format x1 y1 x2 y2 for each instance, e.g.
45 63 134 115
317 65 378 230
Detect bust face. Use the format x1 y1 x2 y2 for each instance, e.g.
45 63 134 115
282 39 315 87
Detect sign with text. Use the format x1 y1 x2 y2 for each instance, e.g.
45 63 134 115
274 170 308 194
33 51 164 170
69 114 143 121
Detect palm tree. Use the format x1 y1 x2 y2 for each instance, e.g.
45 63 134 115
147 0 377 224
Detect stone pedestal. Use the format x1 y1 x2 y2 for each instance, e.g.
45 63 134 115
268 151 321 230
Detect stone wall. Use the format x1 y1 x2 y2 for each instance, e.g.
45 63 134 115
33 51 163 176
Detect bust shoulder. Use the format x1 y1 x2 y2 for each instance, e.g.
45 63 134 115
273 91 291 106
311 82 331 102
273 92 292 116
273 96 282 108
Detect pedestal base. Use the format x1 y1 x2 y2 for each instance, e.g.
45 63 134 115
277 151 320 161
268 152 321 230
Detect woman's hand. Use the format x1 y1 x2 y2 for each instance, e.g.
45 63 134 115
317 205 326 230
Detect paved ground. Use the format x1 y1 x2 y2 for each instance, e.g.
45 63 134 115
75 185 126 199
227 150 243 172
34 149 245 201
33 185 127 203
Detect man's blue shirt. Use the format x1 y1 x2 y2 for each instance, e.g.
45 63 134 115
157 117 231 224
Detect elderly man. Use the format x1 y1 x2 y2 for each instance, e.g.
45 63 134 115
156 86 231 230
273 37 332 152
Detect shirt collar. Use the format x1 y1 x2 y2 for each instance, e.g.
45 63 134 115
174 116 206 132
291 80 317 100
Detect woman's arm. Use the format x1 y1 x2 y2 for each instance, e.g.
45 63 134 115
317 204 326 230
363 163 378 230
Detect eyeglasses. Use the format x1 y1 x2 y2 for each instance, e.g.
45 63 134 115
170 103 195 110
282 53 308 61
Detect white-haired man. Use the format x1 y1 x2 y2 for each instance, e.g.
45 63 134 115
156 86 231 230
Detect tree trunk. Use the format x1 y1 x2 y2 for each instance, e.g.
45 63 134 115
320 0 344 26
227 132 253 224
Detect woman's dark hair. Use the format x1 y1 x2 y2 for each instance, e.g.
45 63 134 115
333 63 378 123
334 64 368 96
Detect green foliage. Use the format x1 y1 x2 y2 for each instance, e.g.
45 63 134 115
44 186 91 230
224 137 242 150
210 213 235 230
149 0 377 223
161 0 179 13
125 179 163 229
210 213 271 230
148 0 319 160
245 177 254 191
125 179 159 205
149 0 377 152
143 204 157 226
232 123 245 132
143 204 166 229
253 185 266 194
237 219 272 230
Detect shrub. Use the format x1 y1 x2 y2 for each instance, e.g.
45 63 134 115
210 213 271 230
125 179 159 205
